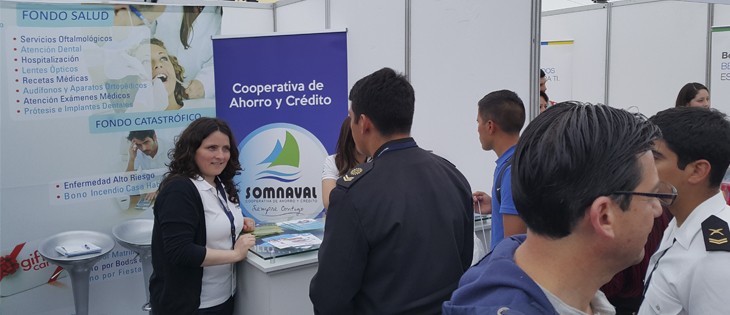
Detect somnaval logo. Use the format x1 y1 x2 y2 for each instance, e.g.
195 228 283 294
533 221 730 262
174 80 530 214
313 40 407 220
255 131 301 182
237 123 327 223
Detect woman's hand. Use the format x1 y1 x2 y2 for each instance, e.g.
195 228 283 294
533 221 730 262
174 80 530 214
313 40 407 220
234 233 256 260
202 234 256 266
185 80 205 99
243 217 256 232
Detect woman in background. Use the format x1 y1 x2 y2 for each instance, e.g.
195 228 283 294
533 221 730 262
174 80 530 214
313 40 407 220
321 116 367 209
675 82 710 108
150 117 255 315
539 91 550 113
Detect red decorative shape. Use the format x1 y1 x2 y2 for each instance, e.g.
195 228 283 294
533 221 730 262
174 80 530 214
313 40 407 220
0 243 25 282
48 266 64 283
0 256 20 280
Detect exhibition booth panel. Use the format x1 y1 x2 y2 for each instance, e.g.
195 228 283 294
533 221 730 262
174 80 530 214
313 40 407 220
542 0 730 116
0 0 534 314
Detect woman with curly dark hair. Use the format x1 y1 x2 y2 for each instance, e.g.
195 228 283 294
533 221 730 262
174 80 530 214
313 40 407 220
147 38 188 110
132 37 189 111
150 117 255 315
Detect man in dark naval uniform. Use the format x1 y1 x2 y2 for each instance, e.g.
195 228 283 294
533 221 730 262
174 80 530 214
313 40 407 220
309 67 473 315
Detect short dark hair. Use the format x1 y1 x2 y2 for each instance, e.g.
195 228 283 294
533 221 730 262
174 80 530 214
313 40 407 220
334 116 359 177
540 69 546 78
675 82 708 107
540 91 549 103
127 130 155 141
477 90 525 134
512 102 660 238
163 117 242 203
650 107 730 188
349 67 414 136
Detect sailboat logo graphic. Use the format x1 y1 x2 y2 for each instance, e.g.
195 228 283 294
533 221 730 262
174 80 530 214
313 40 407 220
255 131 301 182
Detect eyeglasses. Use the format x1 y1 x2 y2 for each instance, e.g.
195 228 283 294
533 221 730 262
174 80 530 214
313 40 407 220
612 182 678 207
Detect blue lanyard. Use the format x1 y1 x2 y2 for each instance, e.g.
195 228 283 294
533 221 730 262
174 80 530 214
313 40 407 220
374 138 418 159
214 179 237 249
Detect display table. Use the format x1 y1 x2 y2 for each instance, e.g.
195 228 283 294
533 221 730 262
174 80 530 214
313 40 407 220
234 221 323 315
233 217 491 315
37 230 116 315
234 249 318 315
112 219 154 313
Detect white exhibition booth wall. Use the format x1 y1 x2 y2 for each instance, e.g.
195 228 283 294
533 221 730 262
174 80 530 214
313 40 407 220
542 4 608 105
542 0 730 117
0 1 532 314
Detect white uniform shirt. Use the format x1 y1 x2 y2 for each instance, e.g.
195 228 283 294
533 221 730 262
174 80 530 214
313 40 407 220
638 193 730 315
191 176 244 309
322 154 339 180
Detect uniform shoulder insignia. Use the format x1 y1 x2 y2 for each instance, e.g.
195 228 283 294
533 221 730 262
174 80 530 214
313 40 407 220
429 151 456 168
701 215 730 252
336 162 373 189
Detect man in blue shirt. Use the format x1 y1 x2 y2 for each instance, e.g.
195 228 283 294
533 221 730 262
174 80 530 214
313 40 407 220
445 102 664 314
473 90 526 250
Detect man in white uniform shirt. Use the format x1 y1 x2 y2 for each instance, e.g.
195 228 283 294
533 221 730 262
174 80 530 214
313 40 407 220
639 107 730 314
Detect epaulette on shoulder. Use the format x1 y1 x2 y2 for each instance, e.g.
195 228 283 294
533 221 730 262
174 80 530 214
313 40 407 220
336 162 373 189
701 215 730 252
429 151 456 168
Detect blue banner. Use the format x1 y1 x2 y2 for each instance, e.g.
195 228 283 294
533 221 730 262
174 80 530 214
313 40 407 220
213 31 348 223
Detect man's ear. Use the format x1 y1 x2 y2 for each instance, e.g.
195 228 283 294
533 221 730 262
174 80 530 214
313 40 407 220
487 120 497 135
587 196 616 239
359 114 372 134
686 159 711 186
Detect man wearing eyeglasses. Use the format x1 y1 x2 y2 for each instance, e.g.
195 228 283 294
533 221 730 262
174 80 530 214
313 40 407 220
444 102 663 314
637 107 730 315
